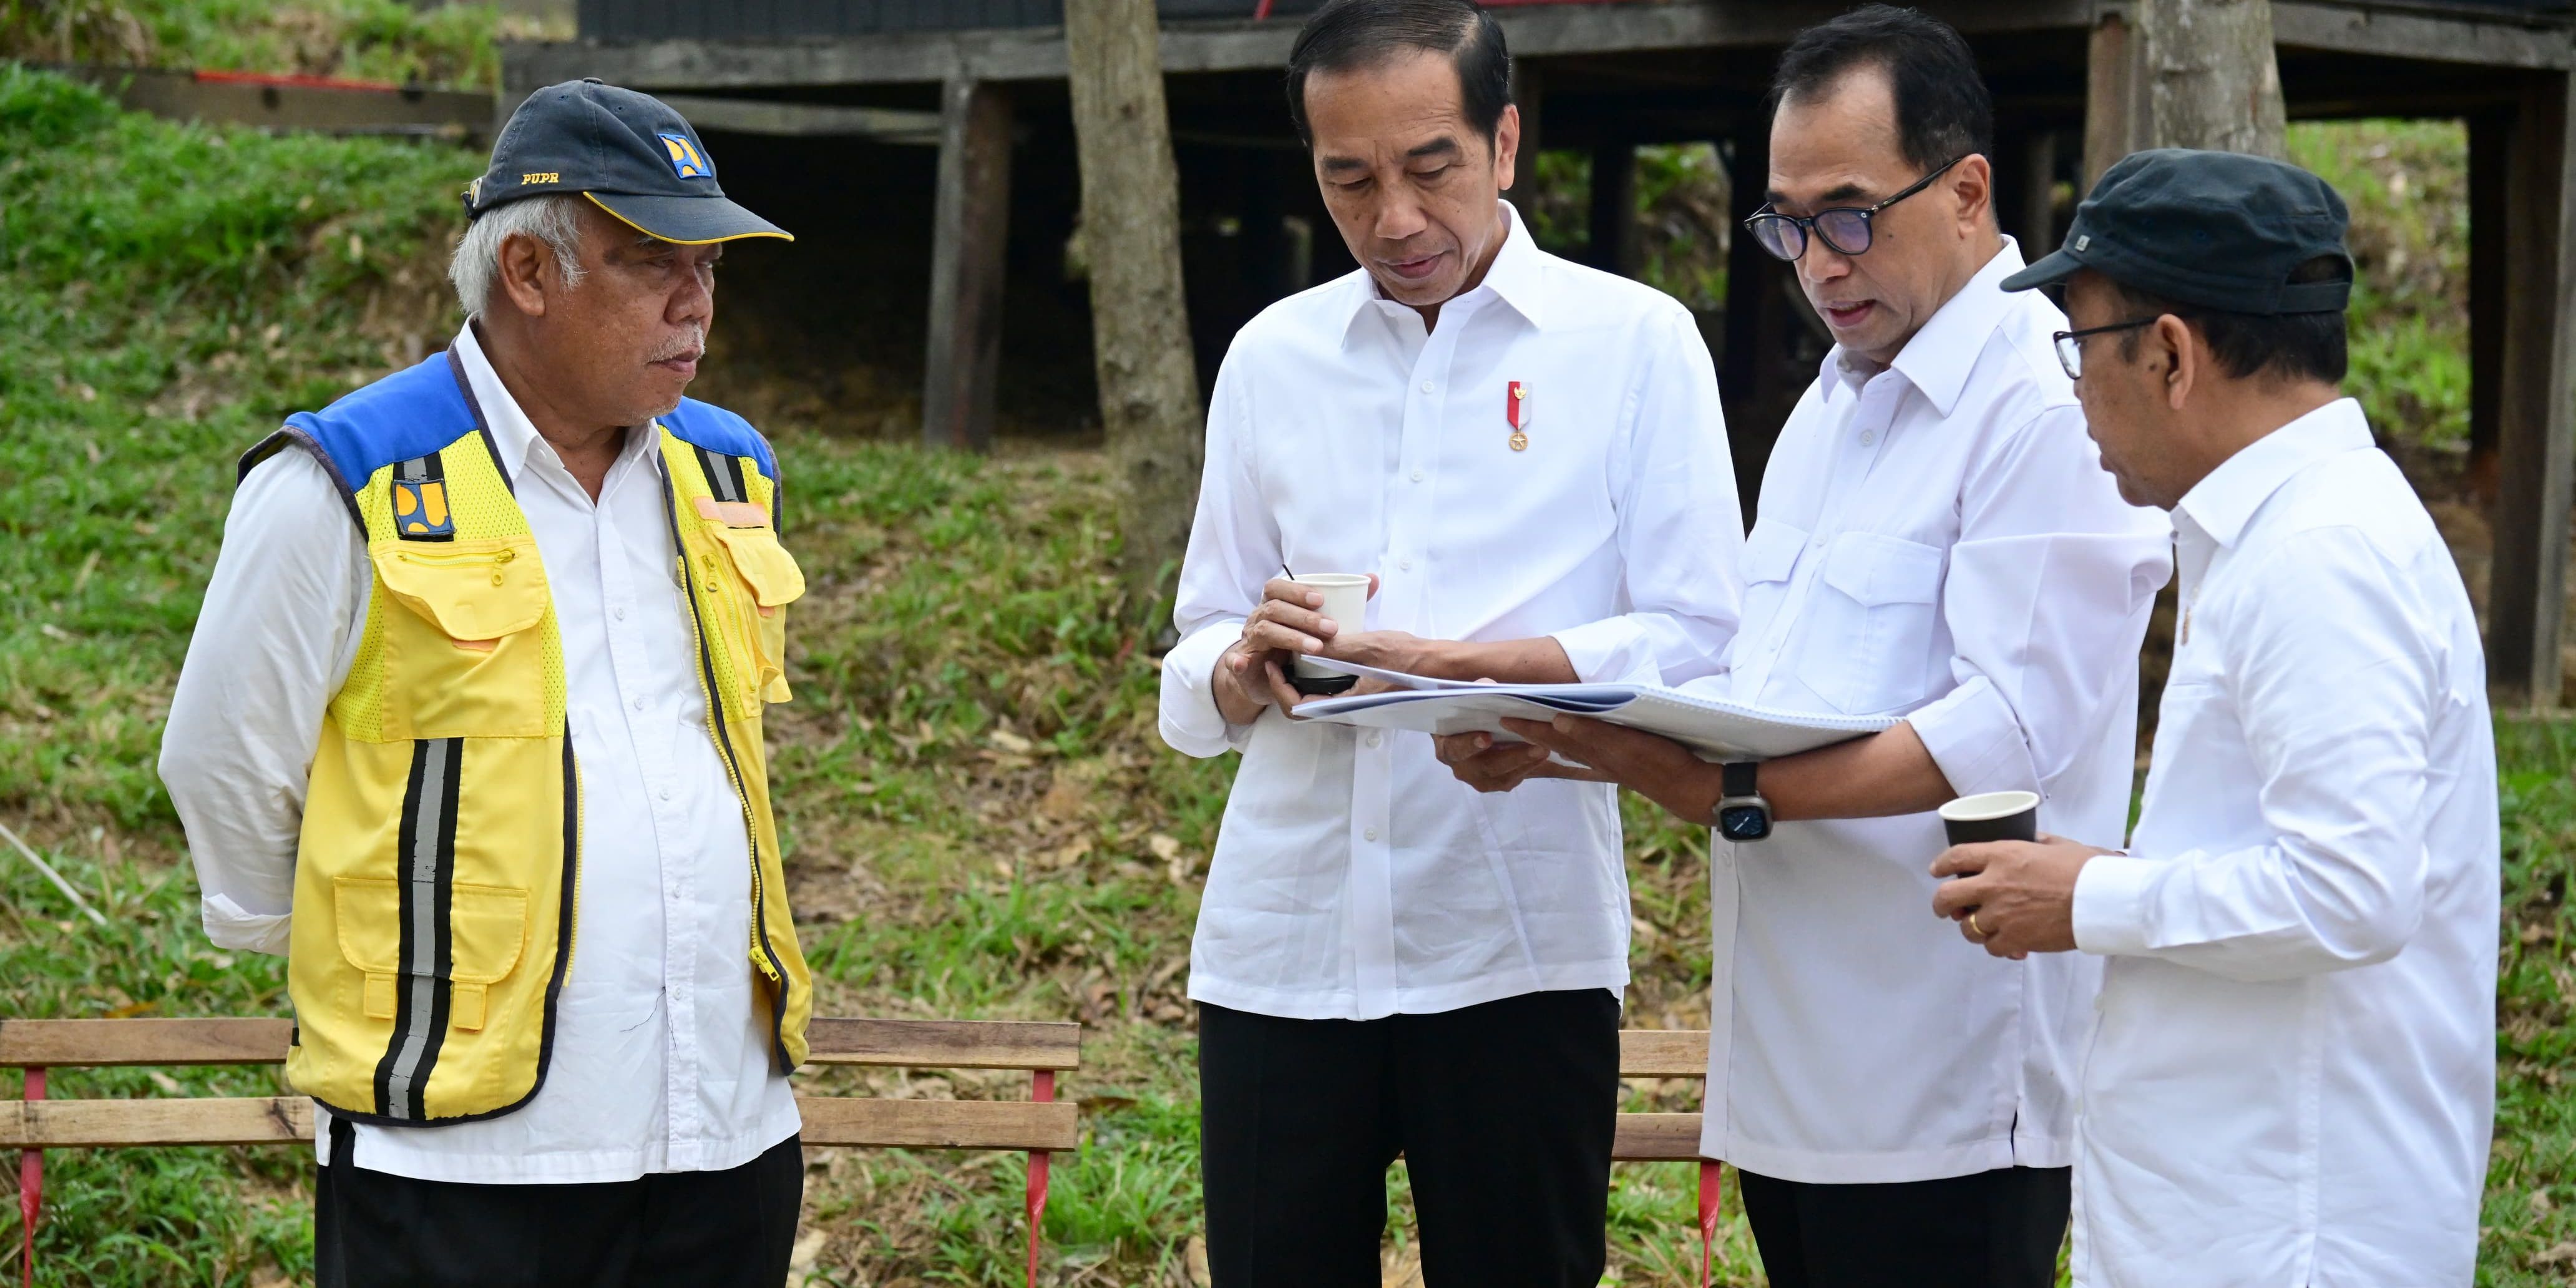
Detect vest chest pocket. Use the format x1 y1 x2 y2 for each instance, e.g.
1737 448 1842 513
696 500 804 706
371 537 552 740
336 877 528 1034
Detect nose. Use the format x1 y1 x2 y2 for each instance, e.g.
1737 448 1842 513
1800 240 1853 288
669 260 714 325
1372 190 1428 245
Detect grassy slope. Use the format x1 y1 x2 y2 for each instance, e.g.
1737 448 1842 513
0 67 2565 1286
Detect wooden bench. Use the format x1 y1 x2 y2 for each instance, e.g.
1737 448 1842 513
3 1016 1079 1288
1614 1029 1725 1286
8 1022 1714 1285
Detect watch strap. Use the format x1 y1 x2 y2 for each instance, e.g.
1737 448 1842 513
1722 760 1759 798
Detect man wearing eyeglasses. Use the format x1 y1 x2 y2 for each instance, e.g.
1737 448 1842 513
1437 7 2167 1284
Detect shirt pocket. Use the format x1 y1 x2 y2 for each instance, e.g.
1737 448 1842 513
371 537 550 739
1737 517 1809 641
1796 530 1946 715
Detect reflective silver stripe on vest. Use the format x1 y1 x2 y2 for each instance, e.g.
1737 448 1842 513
375 736 459 1120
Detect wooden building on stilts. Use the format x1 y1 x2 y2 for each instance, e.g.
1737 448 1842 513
504 0 2576 705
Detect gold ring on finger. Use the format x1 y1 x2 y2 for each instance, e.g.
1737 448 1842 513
1968 911 1988 939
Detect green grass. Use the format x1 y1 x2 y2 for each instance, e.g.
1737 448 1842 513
0 68 2564 1286
1 0 507 89
2289 118 2474 447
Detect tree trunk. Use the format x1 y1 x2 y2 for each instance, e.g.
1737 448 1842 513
1065 0 1203 608
2139 0 2288 157
2085 0 2287 187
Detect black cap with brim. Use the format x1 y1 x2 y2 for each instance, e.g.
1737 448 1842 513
467 78 793 245
587 190 790 245
2002 147 2348 315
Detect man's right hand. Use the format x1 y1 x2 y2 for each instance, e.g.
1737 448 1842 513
1210 575 1378 726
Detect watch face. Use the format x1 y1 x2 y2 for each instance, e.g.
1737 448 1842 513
1718 805 1770 842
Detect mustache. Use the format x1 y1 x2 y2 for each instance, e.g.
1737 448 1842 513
648 327 706 362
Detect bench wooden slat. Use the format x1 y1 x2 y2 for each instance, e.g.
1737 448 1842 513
1610 1111 1708 1163
0 1096 1081 1153
796 1098 1079 1151
0 1096 312 1148
1617 1030 1710 1080
0 1018 294 1068
0 1016 1083 1073
803 1017 1081 1071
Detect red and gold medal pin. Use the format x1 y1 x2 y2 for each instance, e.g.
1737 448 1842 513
1506 380 1531 452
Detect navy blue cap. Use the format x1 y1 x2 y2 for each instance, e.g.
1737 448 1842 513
2003 149 2348 315
466 78 791 245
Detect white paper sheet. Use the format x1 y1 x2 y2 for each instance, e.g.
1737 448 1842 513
1292 660 1893 761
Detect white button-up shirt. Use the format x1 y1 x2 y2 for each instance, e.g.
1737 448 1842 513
160 323 799 1184
1161 202 1744 1020
1696 241 2172 1183
2069 398 2496 1286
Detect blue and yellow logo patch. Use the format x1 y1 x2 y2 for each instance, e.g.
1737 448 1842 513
659 132 711 180
393 479 454 539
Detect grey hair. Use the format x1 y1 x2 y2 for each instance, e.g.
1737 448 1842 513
447 193 588 316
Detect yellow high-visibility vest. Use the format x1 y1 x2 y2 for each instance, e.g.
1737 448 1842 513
238 350 812 1125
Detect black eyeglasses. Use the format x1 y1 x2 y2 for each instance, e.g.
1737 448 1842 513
1744 154 1971 261
2050 318 2162 379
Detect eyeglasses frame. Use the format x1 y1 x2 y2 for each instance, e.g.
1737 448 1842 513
2050 316 2169 379
1742 153 1974 261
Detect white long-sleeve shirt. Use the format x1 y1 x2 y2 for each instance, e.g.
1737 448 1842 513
1695 240 2174 1183
159 323 799 1183
1160 201 1744 1020
2069 398 2496 1286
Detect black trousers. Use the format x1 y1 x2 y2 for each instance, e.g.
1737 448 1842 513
1198 988 1621 1288
1736 1164 2071 1288
314 1118 804 1288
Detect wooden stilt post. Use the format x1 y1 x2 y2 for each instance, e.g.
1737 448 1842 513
2082 10 2149 190
1591 140 1637 276
2489 71 2576 707
2469 107 2510 508
922 76 1014 452
2019 129 2061 253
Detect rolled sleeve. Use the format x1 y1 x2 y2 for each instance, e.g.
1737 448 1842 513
1159 618 1254 757
160 447 365 957
1546 305 1744 686
1906 673 2040 799
1929 406 2169 807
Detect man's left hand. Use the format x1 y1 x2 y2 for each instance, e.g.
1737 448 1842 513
1313 628 1440 677
1487 714 1719 823
1929 836 2115 959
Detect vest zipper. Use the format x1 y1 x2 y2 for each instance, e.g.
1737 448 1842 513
657 455 795 1072
388 545 519 584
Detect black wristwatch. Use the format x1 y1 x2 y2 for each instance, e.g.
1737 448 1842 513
1714 761 1773 842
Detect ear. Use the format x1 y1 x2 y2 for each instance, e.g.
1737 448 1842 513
494 230 555 318
1951 154 1994 236
1493 102 1522 193
2157 313 2197 411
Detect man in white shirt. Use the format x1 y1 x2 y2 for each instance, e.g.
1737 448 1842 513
1442 9 2168 1286
1156 2 1742 1282
160 83 813 1285
1935 148 2499 1287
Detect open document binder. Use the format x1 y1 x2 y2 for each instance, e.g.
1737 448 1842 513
1289 659 1895 761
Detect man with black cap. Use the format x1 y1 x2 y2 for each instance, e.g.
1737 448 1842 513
162 80 814 1284
1934 148 2499 1286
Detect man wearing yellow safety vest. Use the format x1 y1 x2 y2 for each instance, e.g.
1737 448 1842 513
160 80 814 1285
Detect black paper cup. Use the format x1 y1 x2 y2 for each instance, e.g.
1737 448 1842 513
1288 670 1359 697
1938 791 2039 846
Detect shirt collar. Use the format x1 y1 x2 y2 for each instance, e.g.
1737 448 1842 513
2173 397 2374 547
1820 237 2027 416
450 321 660 482
1339 198 1547 344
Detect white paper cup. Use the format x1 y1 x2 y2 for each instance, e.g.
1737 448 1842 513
1288 573 1370 679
